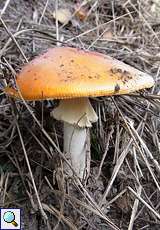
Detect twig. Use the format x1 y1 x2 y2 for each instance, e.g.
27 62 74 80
0 17 28 62
99 136 133 207
55 0 60 46
128 185 142 230
43 203 78 230
129 123 160 174
38 0 50 24
66 11 135 42
45 176 120 230
96 125 114 180
128 186 160 220
128 93 160 100
0 0 11 16
13 107 48 221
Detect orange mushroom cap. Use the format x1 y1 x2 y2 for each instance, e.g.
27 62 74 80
5 47 154 100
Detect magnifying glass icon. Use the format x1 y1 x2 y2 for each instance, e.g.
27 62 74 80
3 211 18 227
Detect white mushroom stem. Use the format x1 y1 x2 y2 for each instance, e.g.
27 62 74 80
51 98 98 180
63 122 88 179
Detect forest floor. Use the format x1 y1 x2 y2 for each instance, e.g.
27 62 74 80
0 0 160 229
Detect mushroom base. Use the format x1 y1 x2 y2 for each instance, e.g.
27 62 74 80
51 98 98 180
63 122 90 180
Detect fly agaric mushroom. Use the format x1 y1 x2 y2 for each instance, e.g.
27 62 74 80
5 47 154 180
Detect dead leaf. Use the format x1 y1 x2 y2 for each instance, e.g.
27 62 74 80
151 0 160 15
74 3 88 21
116 192 132 213
52 8 71 24
102 30 113 39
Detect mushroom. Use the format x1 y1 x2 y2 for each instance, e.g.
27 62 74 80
5 47 154 180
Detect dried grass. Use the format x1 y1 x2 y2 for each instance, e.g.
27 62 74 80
0 0 160 229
